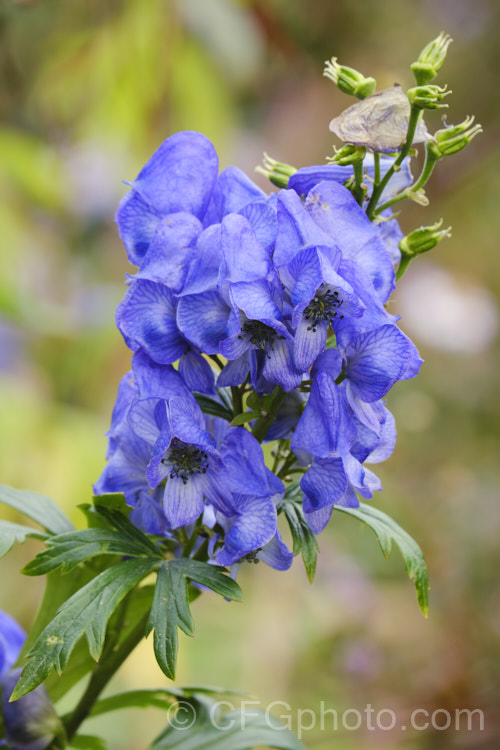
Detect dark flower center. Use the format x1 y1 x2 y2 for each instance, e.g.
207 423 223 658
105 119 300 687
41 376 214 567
164 438 209 484
304 284 344 331
239 320 278 352
244 550 261 564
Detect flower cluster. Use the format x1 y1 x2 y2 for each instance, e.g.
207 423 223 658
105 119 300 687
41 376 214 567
95 131 421 573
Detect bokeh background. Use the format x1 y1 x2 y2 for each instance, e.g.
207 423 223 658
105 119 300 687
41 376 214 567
1 1 499 748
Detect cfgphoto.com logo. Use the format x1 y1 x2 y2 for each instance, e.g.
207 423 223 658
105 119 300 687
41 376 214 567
168 700 485 740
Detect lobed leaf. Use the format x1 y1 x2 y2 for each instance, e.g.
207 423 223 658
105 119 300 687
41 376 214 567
334 502 430 615
11 558 158 700
22 528 160 576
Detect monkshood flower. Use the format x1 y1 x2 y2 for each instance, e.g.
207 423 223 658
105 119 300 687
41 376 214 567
0 612 63 750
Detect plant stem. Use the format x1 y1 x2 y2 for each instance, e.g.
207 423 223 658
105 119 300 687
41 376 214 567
373 151 381 186
365 105 422 220
374 142 439 215
231 385 243 417
251 387 287 443
63 613 149 741
352 161 364 206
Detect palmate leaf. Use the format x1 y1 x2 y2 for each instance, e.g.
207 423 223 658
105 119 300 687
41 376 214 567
147 560 242 680
23 528 160 576
0 483 74 535
334 502 430 616
21 494 162 576
151 695 306 750
0 519 47 558
11 557 158 700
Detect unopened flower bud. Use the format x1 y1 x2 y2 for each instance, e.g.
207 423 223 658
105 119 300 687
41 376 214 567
328 144 366 166
411 32 453 85
255 153 297 189
399 220 451 258
430 115 483 157
323 57 376 99
408 84 451 110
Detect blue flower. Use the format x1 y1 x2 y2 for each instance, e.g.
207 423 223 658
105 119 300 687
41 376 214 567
0 613 62 750
116 132 219 266
0 611 25 684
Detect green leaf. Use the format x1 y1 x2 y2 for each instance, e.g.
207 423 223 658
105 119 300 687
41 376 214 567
334 502 430 616
22 528 160 576
151 695 307 750
147 561 242 680
69 735 108 750
215 387 234 415
176 560 243 602
12 558 158 699
92 495 163 556
0 520 47 558
89 689 179 716
88 685 247 718
280 493 319 583
0 483 74 535
193 394 233 422
229 412 259 427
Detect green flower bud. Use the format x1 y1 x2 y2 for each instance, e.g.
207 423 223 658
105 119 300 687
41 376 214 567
408 84 451 110
399 220 451 258
411 32 453 85
323 57 376 99
431 115 483 157
255 153 297 189
328 144 366 166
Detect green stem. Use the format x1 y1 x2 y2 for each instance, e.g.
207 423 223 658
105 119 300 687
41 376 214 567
373 151 381 186
352 161 364 206
366 105 422 220
231 385 243 417
277 452 298 480
251 387 287 443
209 354 224 370
396 254 412 280
63 613 149 741
374 143 439 216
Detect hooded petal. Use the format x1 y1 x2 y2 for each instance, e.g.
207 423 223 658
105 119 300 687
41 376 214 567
116 280 187 364
135 212 202 291
220 213 271 284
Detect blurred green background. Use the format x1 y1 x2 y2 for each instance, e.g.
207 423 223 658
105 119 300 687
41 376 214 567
1 0 499 748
